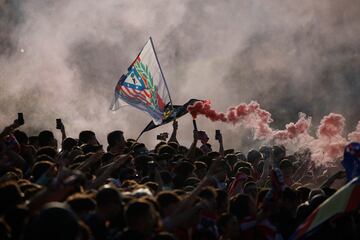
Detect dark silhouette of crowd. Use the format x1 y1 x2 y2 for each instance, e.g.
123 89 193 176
0 117 359 240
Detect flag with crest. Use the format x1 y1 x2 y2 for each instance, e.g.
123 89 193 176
111 37 172 125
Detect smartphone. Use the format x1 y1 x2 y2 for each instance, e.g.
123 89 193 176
17 113 24 125
156 132 168 141
56 119 62 129
215 129 221 140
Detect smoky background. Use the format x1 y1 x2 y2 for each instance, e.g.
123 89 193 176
1 0 360 152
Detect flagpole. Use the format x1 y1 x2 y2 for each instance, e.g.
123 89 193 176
149 37 174 110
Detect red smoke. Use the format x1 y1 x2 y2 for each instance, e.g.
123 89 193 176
309 113 347 165
187 100 360 166
188 100 273 139
272 113 312 141
317 113 345 138
187 100 227 122
187 100 309 140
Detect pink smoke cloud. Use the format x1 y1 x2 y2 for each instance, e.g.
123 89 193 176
188 100 359 166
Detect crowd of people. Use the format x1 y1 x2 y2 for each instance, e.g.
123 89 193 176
0 117 359 240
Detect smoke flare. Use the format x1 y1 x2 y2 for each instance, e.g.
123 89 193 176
188 100 358 165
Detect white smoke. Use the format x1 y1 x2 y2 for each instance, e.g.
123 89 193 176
1 0 359 151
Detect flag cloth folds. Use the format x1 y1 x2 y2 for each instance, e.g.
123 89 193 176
111 37 172 125
290 177 360 239
136 99 200 140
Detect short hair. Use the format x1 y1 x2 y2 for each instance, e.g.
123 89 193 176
145 182 159 193
247 149 262 164
156 191 181 215
35 154 55 163
229 194 253 219
197 155 212 168
309 188 325 201
199 186 217 200
132 143 147 152
235 152 247 161
78 131 95 145
125 200 153 227
62 138 78 151
244 181 257 193
38 130 54 147
237 167 251 176
279 159 293 169
224 154 238 167
107 131 123 148
36 146 57 159
96 187 123 208
207 151 221 159
233 160 252 174
24 202 79 240
168 142 179 152
67 193 96 214
154 141 167 153
31 161 55 182
158 145 176 156
273 145 286 159
174 161 195 177
194 161 207 170
184 177 200 187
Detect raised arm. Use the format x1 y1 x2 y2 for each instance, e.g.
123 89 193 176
89 154 131 189
215 130 224 157
257 148 272 186
57 119 67 143
186 129 199 160
168 120 178 143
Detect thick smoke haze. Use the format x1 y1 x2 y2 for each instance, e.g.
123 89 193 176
1 0 360 155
